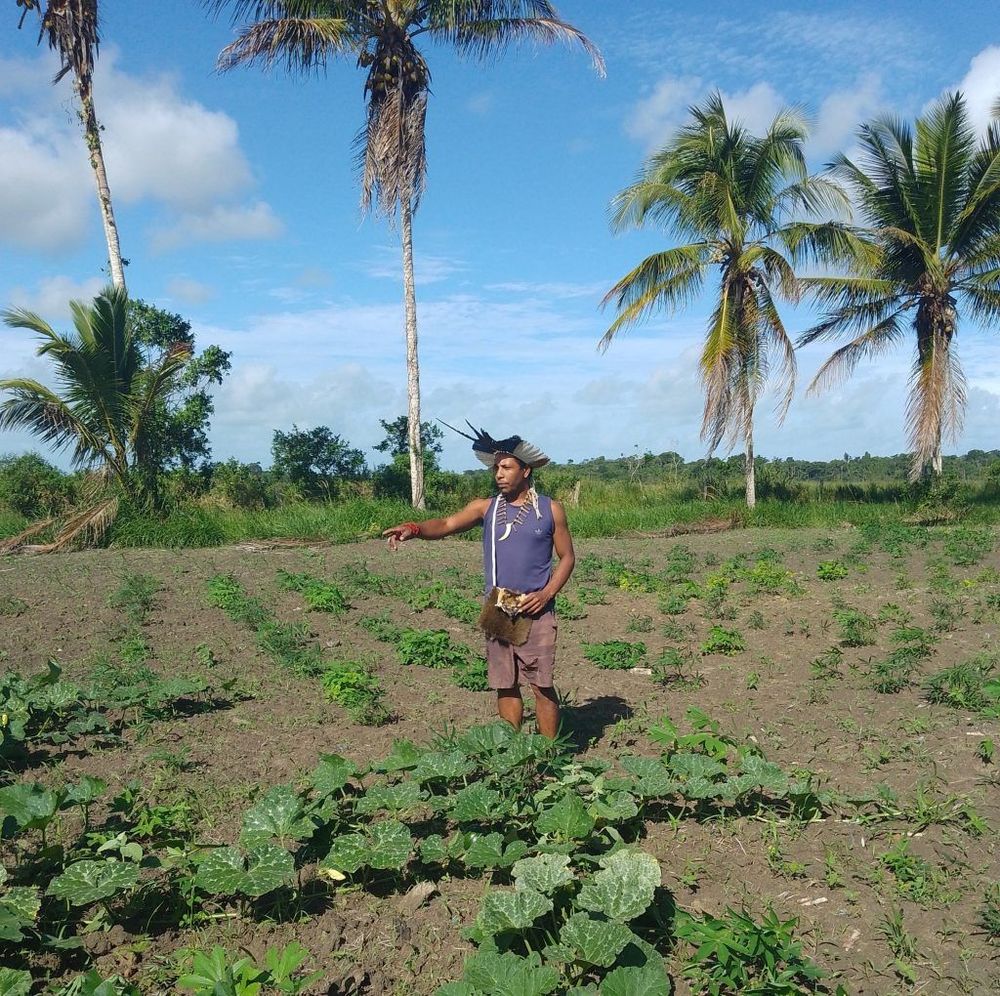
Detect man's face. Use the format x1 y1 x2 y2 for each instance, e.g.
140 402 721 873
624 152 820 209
494 455 529 496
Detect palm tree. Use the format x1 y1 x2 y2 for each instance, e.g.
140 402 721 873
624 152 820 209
19 0 127 290
208 0 603 509
601 93 861 507
799 92 1000 480
0 287 190 533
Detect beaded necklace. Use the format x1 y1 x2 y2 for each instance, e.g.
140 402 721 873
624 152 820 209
496 495 531 542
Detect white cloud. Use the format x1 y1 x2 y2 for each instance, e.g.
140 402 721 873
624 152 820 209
7 275 105 320
165 277 216 306
723 82 785 134
364 248 466 285
811 74 883 157
465 92 493 115
624 75 701 149
0 49 274 254
625 77 787 151
946 45 1000 135
151 201 284 253
98 64 254 210
0 126 92 251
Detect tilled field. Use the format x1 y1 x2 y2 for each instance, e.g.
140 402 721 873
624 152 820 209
1 524 998 994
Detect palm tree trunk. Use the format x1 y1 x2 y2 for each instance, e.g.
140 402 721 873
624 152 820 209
400 198 424 510
745 426 756 509
76 74 126 292
932 434 943 476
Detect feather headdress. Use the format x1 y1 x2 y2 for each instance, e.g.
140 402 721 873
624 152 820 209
439 420 550 469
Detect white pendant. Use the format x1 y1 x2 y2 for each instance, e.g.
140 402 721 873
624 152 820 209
498 523 513 542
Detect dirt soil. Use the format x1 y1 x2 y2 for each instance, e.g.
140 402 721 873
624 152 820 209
2 526 999 995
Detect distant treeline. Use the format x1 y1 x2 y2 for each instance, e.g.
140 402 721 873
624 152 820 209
553 449 1000 484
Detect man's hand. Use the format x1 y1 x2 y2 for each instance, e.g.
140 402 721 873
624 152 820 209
519 588 553 616
382 522 420 551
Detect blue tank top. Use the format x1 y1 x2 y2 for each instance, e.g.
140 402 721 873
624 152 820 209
482 494 554 594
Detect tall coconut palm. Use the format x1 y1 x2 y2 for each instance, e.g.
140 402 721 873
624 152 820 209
0 287 190 515
19 0 127 290
799 92 1000 480
208 0 603 509
601 93 862 507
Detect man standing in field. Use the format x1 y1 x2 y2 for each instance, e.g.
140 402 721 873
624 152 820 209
383 426 575 737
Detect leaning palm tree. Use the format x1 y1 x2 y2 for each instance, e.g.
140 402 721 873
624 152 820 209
0 287 190 549
601 93 862 507
18 0 127 290
208 0 603 509
799 92 1000 480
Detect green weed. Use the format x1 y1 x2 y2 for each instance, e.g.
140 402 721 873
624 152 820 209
700 625 746 656
583 640 647 670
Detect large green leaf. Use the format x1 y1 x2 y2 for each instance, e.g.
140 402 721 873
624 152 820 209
599 964 672 996
461 950 560 996
464 833 529 870
419 834 449 864
668 753 727 781
412 750 475 783
738 753 790 795
368 819 413 869
374 739 426 773
459 722 518 757
476 887 553 934
321 833 367 874
355 780 425 816
576 851 661 922
243 843 295 896
310 753 354 795
0 783 59 835
65 776 108 807
450 782 504 823
513 853 575 895
535 793 595 840
0 886 40 942
620 757 677 797
47 859 139 906
559 913 635 968
241 785 314 845
0 968 31 996
588 792 639 823
195 843 293 897
193 846 246 894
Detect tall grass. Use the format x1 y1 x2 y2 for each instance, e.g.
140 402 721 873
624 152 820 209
2 481 998 549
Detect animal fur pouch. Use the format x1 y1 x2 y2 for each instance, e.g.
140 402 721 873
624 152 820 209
479 586 533 646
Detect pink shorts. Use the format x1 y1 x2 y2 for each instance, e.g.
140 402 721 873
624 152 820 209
486 610 557 689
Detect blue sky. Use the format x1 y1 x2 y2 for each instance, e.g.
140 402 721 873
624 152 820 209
2 0 999 471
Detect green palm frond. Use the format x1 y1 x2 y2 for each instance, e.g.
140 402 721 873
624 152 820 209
217 16 352 71
913 91 974 254
806 312 907 393
777 221 881 270
0 378 111 466
599 245 709 350
755 281 796 421
431 16 604 74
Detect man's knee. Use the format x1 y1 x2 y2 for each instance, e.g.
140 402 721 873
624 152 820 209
530 683 558 702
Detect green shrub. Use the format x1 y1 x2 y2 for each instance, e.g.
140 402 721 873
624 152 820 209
0 453 76 518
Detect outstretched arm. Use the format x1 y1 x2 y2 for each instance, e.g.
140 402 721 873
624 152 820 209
519 500 576 615
383 498 491 550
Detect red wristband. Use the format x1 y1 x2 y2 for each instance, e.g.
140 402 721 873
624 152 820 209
401 521 421 538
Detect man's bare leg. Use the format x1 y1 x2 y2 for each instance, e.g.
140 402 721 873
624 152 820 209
530 684 560 738
497 687 523 729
